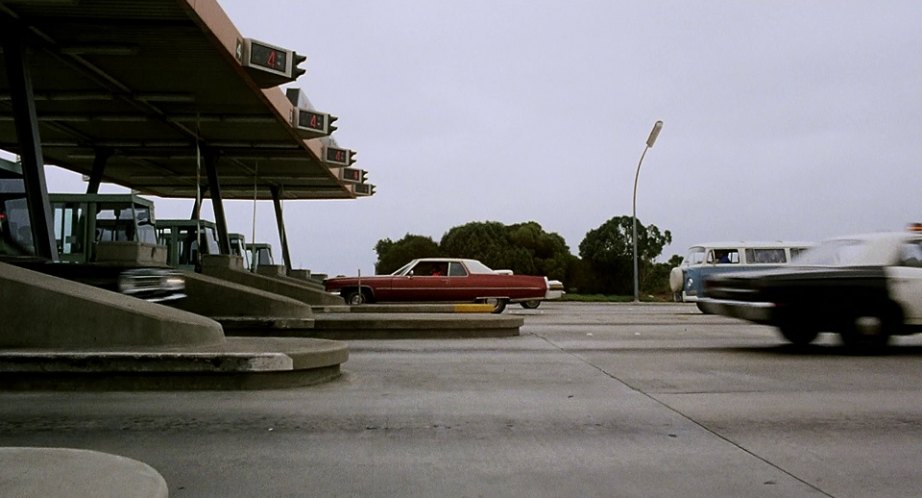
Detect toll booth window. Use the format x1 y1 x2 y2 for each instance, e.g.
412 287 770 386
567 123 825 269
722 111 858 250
448 262 468 277
229 237 244 256
179 229 196 265
176 228 202 265
52 202 85 255
0 177 33 256
135 209 157 245
203 227 220 255
255 248 272 266
96 205 136 242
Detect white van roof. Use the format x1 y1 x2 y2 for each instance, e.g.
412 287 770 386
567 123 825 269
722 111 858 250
687 241 813 249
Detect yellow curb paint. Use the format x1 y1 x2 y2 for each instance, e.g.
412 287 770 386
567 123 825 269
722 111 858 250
453 304 495 313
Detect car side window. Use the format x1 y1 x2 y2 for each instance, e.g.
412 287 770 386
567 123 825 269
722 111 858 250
448 262 467 277
899 241 922 268
413 262 447 276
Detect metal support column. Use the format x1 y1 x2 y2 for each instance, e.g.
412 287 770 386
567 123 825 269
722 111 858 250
190 186 202 220
2 24 58 260
85 148 112 194
270 185 293 273
204 148 231 255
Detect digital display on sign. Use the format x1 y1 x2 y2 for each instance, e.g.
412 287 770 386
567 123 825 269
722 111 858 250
297 110 327 132
342 168 363 182
326 147 348 163
325 146 353 166
248 41 288 72
354 183 374 196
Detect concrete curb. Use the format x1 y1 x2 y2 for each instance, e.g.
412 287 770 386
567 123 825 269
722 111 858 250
0 447 168 498
312 303 497 314
0 337 348 390
221 313 524 340
308 313 523 340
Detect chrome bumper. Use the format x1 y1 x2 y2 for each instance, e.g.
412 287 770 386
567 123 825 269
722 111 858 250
697 297 776 323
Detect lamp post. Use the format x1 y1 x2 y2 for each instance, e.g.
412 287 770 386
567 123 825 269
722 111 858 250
633 120 663 303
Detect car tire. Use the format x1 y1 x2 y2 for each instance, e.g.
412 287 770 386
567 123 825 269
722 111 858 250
839 305 897 351
343 289 368 305
483 298 507 314
778 324 819 347
696 302 712 314
520 300 541 309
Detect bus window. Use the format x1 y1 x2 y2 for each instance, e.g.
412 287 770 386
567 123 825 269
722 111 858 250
746 248 786 264
707 249 739 264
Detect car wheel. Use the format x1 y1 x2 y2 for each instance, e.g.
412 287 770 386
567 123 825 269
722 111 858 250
778 324 819 347
343 289 367 305
520 300 541 309
696 302 712 314
483 298 507 314
839 305 897 351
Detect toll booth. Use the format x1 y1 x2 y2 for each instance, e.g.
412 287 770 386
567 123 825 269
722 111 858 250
48 193 165 266
246 242 274 273
0 158 31 258
228 233 252 271
156 219 221 271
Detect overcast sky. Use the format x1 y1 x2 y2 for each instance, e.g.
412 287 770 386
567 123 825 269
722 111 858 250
46 1 922 277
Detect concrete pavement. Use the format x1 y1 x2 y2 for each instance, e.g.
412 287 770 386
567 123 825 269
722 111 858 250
10 303 922 496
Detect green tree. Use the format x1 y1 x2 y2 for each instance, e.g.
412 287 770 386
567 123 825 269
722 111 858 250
374 234 442 274
440 220 575 283
645 253 683 297
577 216 672 295
506 221 575 282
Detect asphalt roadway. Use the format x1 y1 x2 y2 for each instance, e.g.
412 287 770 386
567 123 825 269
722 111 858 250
3 302 922 497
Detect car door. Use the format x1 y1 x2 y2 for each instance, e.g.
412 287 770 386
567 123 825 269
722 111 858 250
389 261 451 301
887 238 922 325
444 261 477 301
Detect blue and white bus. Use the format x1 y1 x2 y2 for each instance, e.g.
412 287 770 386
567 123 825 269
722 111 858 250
669 241 813 310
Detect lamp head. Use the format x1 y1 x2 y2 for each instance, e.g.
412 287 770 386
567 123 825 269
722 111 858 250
646 120 663 148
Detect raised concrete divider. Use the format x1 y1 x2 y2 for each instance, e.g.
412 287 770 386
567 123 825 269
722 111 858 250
201 255 342 306
0 262 223 348
257 264 326 291
314 303 497 314
227 313 525 340
0 447 168 498
1 262 349 390
172 271 314 320
0 337 348 390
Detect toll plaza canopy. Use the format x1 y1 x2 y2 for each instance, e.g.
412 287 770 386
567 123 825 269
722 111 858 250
0 0 369 201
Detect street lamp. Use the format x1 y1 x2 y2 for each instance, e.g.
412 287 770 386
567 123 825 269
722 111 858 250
633 120 663 303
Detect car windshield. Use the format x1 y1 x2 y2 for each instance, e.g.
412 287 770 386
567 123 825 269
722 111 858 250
792 239 867 266
391 261 416 276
